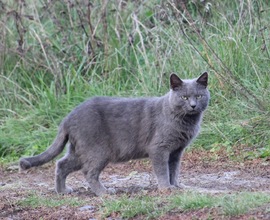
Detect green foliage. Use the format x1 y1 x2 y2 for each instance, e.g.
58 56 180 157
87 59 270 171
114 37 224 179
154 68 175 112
220 192 270 216
169 191 270 216
101 191 270 218
169 191 216 210
18 193 85 208
14 190 270 219
0 0 269 159
102 194 162 219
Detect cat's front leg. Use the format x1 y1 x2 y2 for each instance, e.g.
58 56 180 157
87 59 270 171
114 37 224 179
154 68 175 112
150 150 171 189
168 148 184 187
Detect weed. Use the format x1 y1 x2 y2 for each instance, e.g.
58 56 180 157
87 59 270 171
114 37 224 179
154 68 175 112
102 194 163 219
0 1 269 159
220 192 270 216
101 191 270 219
169 192 216 210
18 193 85 208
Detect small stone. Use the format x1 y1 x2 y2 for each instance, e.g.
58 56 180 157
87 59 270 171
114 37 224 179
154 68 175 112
36 182 49 187
78 205 95 211
7 165 19 171
128 171 138 176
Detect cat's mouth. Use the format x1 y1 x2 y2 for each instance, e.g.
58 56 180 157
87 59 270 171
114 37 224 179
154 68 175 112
187 109 200 115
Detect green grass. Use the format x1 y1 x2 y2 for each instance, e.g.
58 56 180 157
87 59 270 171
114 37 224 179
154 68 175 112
14 191 270 219
10 189 270 219
18 193 86 208
169 191 216 210
0 0 269 159
220 192 270 216
101 191 270 219
102 195 162 219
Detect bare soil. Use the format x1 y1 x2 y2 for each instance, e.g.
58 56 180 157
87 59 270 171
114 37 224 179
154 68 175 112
0 148 269 220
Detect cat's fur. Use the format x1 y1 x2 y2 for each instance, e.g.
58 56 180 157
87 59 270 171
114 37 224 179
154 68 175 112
19 72 210 196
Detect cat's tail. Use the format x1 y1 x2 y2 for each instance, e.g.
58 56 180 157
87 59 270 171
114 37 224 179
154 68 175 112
19 125 68 170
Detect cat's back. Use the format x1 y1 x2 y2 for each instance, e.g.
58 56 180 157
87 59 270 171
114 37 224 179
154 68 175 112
63 96 161 126
77 96 157 113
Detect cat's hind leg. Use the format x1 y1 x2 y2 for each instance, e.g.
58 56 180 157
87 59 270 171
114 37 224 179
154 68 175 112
55 144 82 194
82 158 109 196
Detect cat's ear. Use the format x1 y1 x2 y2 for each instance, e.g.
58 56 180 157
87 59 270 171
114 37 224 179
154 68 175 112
170 73 183 90
196 72 208 88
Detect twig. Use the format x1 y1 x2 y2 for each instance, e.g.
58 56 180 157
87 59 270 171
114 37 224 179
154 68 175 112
255 0 270 60
169 0 266 111
86 1 95 57
101 0 109 71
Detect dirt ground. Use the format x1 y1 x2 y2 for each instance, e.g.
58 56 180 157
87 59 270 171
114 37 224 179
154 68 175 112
0 148 269 220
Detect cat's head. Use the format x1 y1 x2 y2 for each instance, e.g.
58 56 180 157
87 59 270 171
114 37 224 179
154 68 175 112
169 72 210 115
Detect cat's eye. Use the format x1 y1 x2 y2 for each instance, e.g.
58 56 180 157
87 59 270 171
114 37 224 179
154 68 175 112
181 96 188 100
196 95 202 99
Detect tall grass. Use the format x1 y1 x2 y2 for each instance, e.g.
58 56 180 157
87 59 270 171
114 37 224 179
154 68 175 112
0 0 269 160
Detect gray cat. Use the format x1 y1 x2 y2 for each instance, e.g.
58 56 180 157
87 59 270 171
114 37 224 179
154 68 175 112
19 72 210 196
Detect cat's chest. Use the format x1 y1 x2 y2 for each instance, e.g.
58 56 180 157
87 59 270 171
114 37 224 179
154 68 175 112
155 119 200 147
173 123 198 141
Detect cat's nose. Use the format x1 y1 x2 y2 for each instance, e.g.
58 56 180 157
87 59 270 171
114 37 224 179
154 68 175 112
190 104 196 109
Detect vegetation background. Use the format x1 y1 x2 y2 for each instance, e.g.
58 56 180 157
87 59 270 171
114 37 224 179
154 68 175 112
0 0 269 162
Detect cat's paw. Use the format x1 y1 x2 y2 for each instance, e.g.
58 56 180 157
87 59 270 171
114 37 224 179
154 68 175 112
56 186 73 194
173 183 187 189
65 186 74 193
95 188 116 197
106 187 116 195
